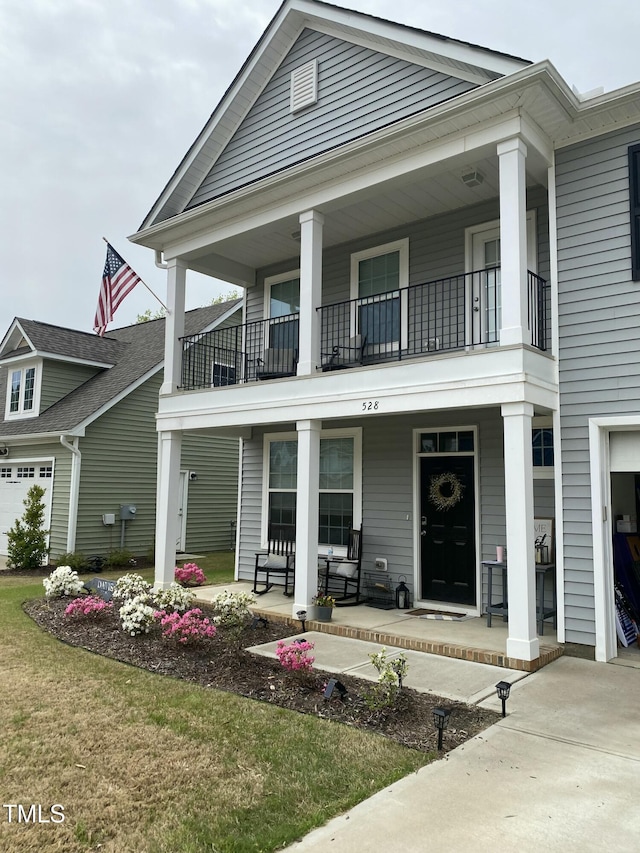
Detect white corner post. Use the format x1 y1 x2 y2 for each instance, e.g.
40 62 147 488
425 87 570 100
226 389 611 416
293 419 321 618
160 258 187 395
297 210 324 376
502 401 539 662
498 137 528 347
154 430 183 589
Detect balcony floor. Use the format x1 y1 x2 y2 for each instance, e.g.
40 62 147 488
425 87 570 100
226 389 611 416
195 581 561 672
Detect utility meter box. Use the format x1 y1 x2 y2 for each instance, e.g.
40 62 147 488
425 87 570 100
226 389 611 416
119 504 137 520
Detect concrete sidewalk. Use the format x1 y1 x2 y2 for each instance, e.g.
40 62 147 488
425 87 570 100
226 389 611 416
284 656 640 852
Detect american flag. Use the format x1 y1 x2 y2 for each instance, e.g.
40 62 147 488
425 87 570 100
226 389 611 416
94 243 142 336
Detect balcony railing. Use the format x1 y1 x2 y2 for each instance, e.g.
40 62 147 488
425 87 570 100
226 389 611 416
179 268 549 390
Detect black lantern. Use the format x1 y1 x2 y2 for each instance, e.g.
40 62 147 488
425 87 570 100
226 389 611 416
495 680 511 717
395 576 412 610
432 707 451 750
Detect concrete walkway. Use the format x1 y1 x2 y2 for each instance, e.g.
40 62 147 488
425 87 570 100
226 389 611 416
283 656 640 852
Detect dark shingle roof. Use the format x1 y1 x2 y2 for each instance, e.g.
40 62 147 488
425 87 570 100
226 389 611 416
0 301 241 438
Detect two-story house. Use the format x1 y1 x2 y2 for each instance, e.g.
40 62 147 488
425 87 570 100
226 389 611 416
130 0 640 667
0 302 241 562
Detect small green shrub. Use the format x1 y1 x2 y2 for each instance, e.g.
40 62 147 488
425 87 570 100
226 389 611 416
105 549 136 568
6 484 49 569
55 551 89 571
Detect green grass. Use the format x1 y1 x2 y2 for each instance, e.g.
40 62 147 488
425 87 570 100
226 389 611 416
0 554 430 852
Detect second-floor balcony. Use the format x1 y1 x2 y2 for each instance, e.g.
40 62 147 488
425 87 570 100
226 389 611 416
180 268 549 391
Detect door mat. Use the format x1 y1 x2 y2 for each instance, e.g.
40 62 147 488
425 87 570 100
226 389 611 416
407 608 475 621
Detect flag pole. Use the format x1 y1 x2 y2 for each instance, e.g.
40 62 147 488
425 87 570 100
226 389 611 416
102 237 168 311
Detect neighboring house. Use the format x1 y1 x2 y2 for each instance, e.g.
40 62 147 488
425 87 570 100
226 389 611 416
130 0 640 666
0 302 241 562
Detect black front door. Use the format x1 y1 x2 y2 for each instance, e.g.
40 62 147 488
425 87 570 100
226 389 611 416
420 455 476 605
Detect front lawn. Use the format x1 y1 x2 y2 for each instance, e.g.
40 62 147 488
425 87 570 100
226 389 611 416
0 558 431 853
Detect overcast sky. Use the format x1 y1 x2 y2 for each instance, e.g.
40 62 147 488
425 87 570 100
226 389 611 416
2 0 639 335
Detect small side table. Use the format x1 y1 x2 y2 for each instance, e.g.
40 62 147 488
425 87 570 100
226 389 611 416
482 560 557 634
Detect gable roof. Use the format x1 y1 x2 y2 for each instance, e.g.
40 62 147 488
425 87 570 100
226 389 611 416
0 300 241 439
139 0 530 230
0 318 122 366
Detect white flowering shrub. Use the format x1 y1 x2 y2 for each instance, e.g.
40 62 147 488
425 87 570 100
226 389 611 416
119 595 156 636
153 582 195 613
209 589 256 628
43 566 85 598
113 573 152 602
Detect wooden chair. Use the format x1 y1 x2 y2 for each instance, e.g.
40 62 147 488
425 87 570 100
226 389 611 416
253 524 296 596
318 527 363 606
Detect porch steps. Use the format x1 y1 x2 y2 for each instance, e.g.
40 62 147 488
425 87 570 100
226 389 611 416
249 606 564 673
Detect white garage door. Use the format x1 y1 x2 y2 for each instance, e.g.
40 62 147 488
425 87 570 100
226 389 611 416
0 462 54 556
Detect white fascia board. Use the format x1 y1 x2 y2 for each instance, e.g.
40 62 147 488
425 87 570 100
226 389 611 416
0 351 115 369
0 319 35 358
156 348 558 432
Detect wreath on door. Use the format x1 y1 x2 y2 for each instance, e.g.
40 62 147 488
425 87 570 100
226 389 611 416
429 471 465 511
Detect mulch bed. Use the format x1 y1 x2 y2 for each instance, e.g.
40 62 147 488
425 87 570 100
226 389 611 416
23 597 499 755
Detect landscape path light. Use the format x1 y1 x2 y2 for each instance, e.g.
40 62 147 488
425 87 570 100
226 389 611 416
432 707 451 751
495 680 512 717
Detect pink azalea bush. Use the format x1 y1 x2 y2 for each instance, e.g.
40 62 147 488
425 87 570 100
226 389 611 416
156 608 217 645
174 563 207 587
275 639 315 672
64 595 113 618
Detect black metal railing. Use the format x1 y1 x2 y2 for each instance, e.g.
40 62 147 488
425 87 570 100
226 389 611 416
180 313 299 389
179 268 549 389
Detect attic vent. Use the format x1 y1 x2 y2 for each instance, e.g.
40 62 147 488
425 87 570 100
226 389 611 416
290 59 317 113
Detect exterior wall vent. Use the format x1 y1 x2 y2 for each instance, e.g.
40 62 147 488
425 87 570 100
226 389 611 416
290 59 318 113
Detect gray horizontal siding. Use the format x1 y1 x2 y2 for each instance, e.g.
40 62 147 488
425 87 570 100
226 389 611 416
236 411 553 613
182 433 239 552
556 122 640 646
189 28 476 208
40 361 102 413
249 187 549 324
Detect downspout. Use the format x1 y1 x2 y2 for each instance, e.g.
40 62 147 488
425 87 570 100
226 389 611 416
60 435 81 553
155 250 168 269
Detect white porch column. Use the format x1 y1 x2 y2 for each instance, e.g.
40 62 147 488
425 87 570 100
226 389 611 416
293 419 321 618
502 401 539 661
297 210 324 376
154 430 182 589
498 137 528 347
160 258 187 395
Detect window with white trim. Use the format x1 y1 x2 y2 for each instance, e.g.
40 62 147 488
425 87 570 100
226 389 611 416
17 467 35 478
264 429 362 549
265 271 300 352
1 467 11 478
5 362 40 419
351 239 409 353
39 466 53 478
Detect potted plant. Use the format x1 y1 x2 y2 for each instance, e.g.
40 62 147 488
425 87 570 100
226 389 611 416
313 592 336 622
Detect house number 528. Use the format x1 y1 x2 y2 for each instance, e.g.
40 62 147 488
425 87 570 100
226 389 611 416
362 400 379 412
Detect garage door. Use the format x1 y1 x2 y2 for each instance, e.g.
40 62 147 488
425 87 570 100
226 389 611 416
0 462 53 556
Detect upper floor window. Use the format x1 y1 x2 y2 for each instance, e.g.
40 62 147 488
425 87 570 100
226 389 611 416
351 239 409 353
629 142 640 281
265 271 300 352
5 363 39 419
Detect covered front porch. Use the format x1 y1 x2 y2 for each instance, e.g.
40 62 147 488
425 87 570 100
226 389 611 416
196 581 562 672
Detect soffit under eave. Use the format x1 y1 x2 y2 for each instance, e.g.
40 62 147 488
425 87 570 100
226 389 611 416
139 2 530 232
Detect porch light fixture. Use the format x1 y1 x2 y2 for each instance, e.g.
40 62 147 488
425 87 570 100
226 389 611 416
495 680 512 717
324 678 348 701
461 169 484 188
432 707 451 751
296 609 307 632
